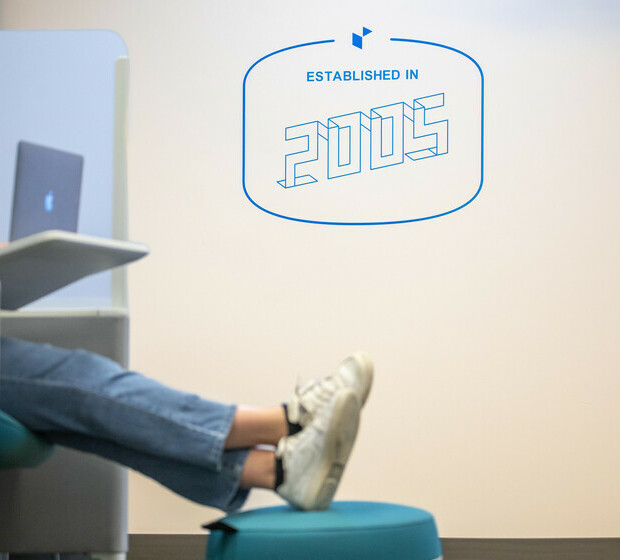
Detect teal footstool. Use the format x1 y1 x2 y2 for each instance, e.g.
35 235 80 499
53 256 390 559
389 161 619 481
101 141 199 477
205 501 442 560
0 408 55 469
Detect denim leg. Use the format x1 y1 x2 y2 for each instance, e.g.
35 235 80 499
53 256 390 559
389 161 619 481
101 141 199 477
47 431 250 512
0 336 250 511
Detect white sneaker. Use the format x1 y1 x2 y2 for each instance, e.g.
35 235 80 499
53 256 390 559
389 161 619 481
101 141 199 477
276 388 360 511
287 352 373 428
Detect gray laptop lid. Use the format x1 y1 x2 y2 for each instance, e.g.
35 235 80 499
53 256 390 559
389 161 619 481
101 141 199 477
10 141 84 241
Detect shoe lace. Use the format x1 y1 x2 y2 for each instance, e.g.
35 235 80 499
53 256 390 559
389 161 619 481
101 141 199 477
296 375 341 413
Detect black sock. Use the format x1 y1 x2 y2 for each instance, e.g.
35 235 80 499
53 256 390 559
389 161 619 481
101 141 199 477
282 403 302 436
274 456 285 489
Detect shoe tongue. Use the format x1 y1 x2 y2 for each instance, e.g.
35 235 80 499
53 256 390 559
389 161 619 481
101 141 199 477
289 395 306 424
275 436 289 457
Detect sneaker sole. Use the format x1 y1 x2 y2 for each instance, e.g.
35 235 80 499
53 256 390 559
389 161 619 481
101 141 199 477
309 389 361 510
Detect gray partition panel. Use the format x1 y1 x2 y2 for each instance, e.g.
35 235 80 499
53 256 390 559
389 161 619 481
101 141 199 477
0 449 128 553
0 310 130 364
0 312 129 554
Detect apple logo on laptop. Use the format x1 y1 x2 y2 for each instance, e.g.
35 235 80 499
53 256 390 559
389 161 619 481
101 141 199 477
44 190 55 213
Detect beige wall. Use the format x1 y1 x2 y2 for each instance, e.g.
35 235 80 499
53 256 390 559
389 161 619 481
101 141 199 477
2 0 619 537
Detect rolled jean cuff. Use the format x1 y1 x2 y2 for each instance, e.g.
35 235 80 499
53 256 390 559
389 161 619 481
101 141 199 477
207 403 237 471
218 447 251 512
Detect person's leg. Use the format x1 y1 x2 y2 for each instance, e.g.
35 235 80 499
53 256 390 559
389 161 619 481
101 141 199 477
0 336 284 510
0 336 239 471
0 336 373 511
46 430 252 512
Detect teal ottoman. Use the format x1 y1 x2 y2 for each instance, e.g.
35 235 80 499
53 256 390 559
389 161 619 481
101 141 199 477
0 408 56 469
205 501 442 560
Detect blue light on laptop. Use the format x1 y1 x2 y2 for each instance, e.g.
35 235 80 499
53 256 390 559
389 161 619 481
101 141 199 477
45 190 54 212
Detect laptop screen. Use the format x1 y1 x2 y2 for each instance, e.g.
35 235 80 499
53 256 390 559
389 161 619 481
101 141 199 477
10 141 83 241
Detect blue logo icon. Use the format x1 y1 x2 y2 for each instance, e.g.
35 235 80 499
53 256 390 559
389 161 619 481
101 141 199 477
352 27 372 49
44 190 54 212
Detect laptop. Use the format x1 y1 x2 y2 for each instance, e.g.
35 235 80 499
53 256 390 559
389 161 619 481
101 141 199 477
10 141 84 241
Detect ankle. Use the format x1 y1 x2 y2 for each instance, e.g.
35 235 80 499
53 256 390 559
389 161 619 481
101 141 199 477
226 406 288 448
240 448 276 490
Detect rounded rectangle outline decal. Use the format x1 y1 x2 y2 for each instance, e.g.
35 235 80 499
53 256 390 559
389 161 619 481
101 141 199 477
242 37 485 226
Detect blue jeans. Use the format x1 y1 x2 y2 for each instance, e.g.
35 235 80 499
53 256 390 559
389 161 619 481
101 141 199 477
0 336 250 512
